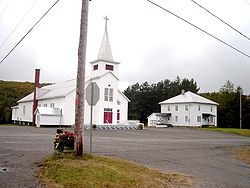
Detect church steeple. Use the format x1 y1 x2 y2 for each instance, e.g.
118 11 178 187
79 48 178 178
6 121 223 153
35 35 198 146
97 16 113 61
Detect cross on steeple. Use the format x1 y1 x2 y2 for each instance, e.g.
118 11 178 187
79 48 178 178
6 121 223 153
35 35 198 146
104 16 109 30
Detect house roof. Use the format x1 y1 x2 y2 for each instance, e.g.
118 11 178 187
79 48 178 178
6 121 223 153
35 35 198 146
35 107 61 116
159 91 218 105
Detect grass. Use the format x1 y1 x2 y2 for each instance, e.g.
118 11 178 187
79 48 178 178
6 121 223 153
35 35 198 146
39 153 192 188
231 146 250 165
200 127 250 137
0 123 16 126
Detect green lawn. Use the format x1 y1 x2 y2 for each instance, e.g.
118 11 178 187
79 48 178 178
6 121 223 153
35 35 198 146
0 123 16 126
200 127 250 137
39 153 192 188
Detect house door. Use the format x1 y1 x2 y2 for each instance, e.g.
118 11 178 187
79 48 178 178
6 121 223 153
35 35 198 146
104 108 112 124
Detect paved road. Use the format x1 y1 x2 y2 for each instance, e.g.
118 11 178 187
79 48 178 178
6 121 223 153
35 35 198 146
0 126 250 188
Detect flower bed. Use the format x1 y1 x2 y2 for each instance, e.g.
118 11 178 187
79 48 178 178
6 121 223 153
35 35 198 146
53 129 75 152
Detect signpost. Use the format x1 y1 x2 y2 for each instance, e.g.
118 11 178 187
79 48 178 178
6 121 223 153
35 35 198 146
86 81 100 154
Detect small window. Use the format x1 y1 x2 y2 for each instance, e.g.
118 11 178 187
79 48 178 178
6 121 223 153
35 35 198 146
210 117 214 122
185 105 188 111
106 64 114 71
167 116 170 121
198 105 201 111
197 116 201 122
93 64 98 70
117 100 121 105
50 103 55 108
44 104 47 107
185 116 188 122
168 106 170 111
175 116 178 122
175 105 178 111
211 106 213 112
104 108 112 112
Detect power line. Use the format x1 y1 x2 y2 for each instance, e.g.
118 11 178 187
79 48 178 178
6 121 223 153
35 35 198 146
146 0 250 60
0 0 60 64
0 0 11 18
0 0 39 50
189 0 250 41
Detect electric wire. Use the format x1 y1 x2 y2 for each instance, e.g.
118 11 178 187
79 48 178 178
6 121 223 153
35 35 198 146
146 0 250 60
189 0 250 41
0 0 39 50
0 0 11 18
0 0 60 64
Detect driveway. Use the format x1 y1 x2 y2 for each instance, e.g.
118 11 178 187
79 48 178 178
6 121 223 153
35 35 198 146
0 126 250 188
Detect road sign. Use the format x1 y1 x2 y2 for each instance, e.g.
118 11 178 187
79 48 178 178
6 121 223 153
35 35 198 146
86 82 100 106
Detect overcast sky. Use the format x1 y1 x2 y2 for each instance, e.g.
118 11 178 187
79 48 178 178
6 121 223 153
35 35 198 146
0 0 250 94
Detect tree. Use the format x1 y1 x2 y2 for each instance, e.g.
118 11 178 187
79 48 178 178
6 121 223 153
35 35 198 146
219 80 235 93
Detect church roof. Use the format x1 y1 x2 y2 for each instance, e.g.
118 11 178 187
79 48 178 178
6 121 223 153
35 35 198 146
35 107 61 116
97 17 113 61
159 91 218 105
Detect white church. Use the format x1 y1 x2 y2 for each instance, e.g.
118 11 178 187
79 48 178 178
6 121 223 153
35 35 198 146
11 18 130 127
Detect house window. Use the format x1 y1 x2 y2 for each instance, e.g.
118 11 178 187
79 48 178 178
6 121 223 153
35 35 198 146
104 88 113 102
185 105 188 111
211 106 213 112
168 106 170 111
175 116 178 122
167 116 170 121
105 64 113 71
23 106 26 115
50 103 55 108
175 105 178 111
38 104 41 107
197 116 201 122
109 88 113 102
93 64 98 70
44 104 47 107
198 105 201 111
185 116 188 122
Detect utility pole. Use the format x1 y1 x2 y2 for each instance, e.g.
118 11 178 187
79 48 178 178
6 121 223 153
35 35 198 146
240 91 242 129
75 0 89 156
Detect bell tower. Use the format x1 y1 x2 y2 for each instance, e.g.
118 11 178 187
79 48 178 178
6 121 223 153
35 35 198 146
90 16 120 78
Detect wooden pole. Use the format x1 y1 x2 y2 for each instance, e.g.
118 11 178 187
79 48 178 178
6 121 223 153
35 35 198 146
75 0 89 156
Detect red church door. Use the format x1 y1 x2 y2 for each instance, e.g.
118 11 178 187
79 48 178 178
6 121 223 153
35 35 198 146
104 108 112 124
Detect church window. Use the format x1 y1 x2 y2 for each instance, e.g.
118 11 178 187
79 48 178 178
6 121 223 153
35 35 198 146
104 88 114 102
93 65 98 70
23 106 26 115
106 64 113 71
109 88 113 102
104 88 109 101
117 100 121 105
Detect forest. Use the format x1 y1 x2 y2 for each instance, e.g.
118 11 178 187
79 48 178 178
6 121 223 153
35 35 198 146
0 80 49 124
124 78 250 129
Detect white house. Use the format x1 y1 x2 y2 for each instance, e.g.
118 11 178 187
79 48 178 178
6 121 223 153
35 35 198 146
148 91 218 127
11 18 130 127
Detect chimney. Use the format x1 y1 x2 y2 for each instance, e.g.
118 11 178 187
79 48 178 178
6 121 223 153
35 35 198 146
181 89 185 95
33 69 40 125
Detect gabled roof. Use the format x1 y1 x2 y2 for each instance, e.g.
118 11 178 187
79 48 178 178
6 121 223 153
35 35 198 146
18 79 76 103
118 90 130 102
159 91 218 105
35 107 61 116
